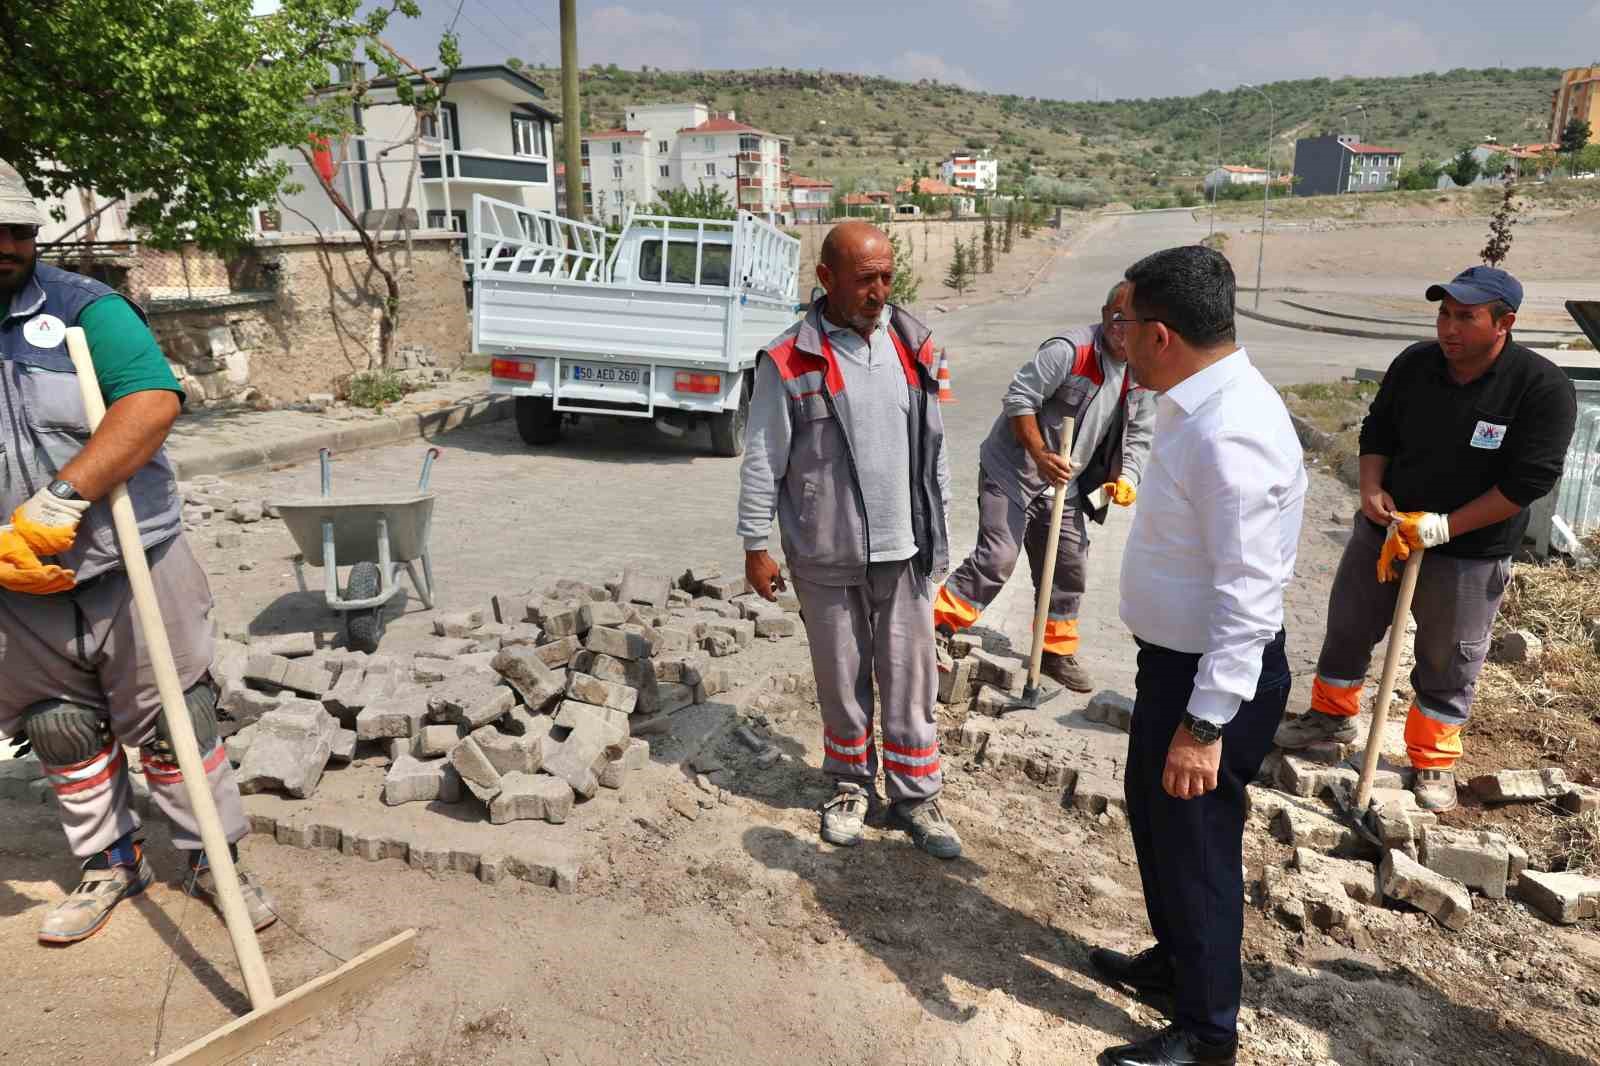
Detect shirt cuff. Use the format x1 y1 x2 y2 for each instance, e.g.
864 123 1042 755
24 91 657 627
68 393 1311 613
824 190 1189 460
1186 687 1242 727
742 535 769 552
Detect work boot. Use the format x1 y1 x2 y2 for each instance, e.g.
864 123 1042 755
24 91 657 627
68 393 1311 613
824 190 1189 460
1089 944 1176 996
186 851 279 931
1412 769 1458 813
819 782 870 847
893 797 962 859
38 838 153 945
1041 652 1094 693
935 624 955 657
1273 710 1359 750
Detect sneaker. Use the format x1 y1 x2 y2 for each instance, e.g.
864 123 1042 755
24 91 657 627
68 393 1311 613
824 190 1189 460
1041 652 1094 693
186 857 279 932
1274 710 1359 750
1412 769 1458 812
38 844 153 945
820 783 870 847
893 797 962 859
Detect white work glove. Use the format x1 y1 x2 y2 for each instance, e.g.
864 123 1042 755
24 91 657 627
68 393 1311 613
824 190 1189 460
1377 511 1450 582
16 487 91 533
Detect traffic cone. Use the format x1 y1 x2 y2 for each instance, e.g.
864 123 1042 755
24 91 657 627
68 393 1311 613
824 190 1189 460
936 348 956 403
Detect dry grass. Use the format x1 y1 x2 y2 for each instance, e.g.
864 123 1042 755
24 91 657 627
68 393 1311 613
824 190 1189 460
1525 807 1600 876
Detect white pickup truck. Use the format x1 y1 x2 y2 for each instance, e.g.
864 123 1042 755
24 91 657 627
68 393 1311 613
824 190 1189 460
468 195 802 456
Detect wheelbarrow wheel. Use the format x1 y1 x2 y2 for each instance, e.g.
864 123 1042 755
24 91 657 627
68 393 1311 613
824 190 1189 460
515 396 562 446
344 561 386 653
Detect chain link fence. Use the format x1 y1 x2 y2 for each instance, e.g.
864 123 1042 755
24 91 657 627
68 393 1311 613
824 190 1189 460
39 241 236 304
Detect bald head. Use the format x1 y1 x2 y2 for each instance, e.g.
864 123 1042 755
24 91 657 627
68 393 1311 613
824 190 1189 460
817 221 895 336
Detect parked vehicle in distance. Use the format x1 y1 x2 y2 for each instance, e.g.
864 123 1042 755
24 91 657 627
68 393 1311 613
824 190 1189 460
469 196 801 456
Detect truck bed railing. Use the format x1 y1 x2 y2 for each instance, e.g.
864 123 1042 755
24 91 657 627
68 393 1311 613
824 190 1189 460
468 196 611 282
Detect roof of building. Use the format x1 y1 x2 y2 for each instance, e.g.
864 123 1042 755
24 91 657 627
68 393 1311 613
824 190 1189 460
679 116 775 137
788 175 834 188
584 129 647 140
1341 142 1403 155
1218 165 1266 174
896 178 970 196
368 64 560 122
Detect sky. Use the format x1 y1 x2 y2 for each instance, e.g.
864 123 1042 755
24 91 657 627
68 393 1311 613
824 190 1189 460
370 0 1600 101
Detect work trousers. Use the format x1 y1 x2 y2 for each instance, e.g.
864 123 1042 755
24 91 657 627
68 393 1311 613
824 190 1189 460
0 535 247 857
934 466 1089 655
1125 630 1289 1046
792 558 942 802
1310 515 1510 769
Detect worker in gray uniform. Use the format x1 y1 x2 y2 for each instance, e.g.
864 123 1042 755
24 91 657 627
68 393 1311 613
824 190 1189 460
0 162 275 944
738 220 960 858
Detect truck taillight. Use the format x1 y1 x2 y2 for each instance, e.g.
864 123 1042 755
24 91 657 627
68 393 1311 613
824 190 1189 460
491 358 535 382
674 371 721 394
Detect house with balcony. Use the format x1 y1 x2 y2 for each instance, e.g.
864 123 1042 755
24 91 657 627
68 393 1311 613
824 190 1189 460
940 150 998 193
789 175 833 223
1291 134 1404 197
262 64 560 237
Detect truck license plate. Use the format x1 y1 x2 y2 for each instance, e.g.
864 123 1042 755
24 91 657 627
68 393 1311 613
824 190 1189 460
571 363 643 384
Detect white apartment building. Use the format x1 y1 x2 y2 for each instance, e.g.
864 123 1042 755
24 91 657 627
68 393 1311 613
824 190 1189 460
265 65 559 237
941 150 999 193
581 102 790 225
789 175 834 223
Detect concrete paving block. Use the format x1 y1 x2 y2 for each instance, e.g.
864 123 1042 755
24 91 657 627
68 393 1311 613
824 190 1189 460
691 597 742 619
414 636 477 661
500 623 544 648
949 633 983 659
698 575 751 600
565 672 639 713
969 649 1026 695
973 684 1015 716
1066 770 1124 814
1559 785 1600 815
542 735 607 798
554 701 629 748
655 654 707 687
355 695 429 740
1380 849 1472 929
654 627 695 653
243 652 291 690
224 724 256 766
1421 825 1518 898
448 735 503 794
489 772 574 824
415 724 461 758
534 635 582 669
432 608 485 638
681 563 723 589
491 646 566 713
472 725 543 776
753 612 796 638
329 728 357 764
501 704 555 741
540 605 583 638
655 683 697 715
1272 801 1370 856
580 601 628 632
229 500 264 523
702 632 738 657
1468 768 1568 803
1517 870 1600 924
710 618 756 648
220 687 282 723
937 655 975 705
617 568 672 609
236 700 337 798
427 672 515 728
254 632 316 658
1085 690 1134 731
587 626 651 660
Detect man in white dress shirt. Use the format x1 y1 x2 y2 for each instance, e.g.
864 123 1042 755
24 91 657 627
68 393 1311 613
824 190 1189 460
1088 246 1306 1066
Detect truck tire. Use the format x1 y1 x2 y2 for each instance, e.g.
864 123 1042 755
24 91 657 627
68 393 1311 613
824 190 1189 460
515 396 562 446
344 561 386 653
708 376 751 458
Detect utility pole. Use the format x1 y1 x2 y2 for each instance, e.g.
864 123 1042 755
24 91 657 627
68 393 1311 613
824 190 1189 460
560 0 584 221
1242 83 1273 310
1199 105 1222 239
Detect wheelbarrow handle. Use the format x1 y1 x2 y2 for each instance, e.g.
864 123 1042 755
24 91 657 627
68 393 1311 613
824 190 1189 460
319 448 333 497
419 447 441 492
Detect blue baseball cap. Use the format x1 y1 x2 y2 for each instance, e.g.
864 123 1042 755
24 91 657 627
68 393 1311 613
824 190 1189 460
1425 266 1523 311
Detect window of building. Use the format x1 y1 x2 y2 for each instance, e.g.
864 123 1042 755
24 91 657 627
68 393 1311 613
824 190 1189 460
740 135 761 153
511 115 545 157
580 141 589 159
659 165 670 178
705 162 716 177
704 137 716 150
614 190 623 205
613 163 623 179
607 141 621 155
580 165 590 182
1369 171 1379 184
658 140 669 153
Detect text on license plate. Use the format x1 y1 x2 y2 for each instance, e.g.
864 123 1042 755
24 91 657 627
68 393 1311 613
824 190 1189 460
571 364 643 384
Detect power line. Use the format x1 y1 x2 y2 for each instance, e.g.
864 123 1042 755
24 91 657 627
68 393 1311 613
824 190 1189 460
471 0 552 67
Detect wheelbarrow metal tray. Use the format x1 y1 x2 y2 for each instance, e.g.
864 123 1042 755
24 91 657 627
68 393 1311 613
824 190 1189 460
271 495 435 567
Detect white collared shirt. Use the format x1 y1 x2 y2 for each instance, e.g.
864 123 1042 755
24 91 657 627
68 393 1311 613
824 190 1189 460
1118 348 1307 725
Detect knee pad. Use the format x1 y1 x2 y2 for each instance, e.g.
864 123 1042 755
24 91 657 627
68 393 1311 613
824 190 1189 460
20 700 112 766
144 679 221 761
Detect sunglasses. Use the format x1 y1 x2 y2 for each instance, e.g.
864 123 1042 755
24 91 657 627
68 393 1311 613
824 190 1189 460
1 224 39 241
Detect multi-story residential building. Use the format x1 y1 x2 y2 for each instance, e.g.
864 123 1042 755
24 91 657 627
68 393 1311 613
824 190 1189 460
1291 134 1403 196
577 103 791 226
1201 165 1267 194
789 175 834 223
264 64 560 237
1551 66 1600 143
940 151 998 193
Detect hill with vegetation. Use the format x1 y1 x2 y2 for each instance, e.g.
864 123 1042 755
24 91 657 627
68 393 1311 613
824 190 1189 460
515 63 1562 209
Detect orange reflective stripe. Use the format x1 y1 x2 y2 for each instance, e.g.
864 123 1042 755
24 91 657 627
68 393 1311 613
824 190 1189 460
933 584 981 632
1043 617 1079 655
1311 676 1363 718
1404 704 1464 770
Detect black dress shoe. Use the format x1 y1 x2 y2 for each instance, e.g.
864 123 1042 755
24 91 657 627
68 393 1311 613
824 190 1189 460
1100 1025 1237 1066
1089 945 1176 996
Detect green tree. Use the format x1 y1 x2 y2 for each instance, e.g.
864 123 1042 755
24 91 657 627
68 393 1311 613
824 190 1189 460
887 227 919 305
944 236 969 293
1482 151 1513 181
1397 158 1444 190
966 234 980 282
650 183 736 218
1576 142 1600 175
1445 147 1481 187
1020 195 1035 237
1559 118 1592 164
1002 201 1016 253
981 208 995 273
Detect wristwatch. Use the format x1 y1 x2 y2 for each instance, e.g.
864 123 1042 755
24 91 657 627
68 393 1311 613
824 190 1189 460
1181 712 1223 744
47 479 83 502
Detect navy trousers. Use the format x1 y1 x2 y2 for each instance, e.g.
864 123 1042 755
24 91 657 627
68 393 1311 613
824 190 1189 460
1123 630 1290 1045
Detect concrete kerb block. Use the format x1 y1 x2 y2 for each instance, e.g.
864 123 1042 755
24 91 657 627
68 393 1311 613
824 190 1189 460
1468 768 1569 803
587 626 652 660
1420 825 1520 898
1380 849 1472 930
236 699 338 798
1517 870 1600 924
565 672 639 714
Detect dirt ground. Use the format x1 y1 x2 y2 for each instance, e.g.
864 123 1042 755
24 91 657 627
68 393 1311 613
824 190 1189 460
3 463 1598 1066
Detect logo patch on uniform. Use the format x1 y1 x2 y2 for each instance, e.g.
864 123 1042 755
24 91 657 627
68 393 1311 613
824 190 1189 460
1470 420 1506 450
22 313 66 349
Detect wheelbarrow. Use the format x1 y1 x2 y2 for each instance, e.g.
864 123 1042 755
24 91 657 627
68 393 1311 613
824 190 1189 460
270 447 439 653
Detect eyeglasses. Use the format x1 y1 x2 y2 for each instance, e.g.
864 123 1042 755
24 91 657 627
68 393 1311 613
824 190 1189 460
1106 314 1166 330
0 224 38 241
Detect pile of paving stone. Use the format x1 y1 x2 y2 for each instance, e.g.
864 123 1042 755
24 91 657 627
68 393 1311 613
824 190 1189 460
215 563 802 826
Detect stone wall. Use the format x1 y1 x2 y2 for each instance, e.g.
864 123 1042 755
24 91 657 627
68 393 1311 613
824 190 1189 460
145 231 470 405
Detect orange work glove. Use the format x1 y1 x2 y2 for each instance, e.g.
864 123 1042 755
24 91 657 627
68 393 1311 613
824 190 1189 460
1101 477 1137 507
12 488 90 556
0 528 77 595
1377 511 1451 582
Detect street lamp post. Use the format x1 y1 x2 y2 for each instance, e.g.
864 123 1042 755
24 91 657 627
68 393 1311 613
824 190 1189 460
1199 106 1223 239
1241 83 1273 310
1340 104 1367 195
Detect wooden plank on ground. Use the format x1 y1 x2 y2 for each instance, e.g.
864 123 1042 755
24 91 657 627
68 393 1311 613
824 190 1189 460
153 929 417 1066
